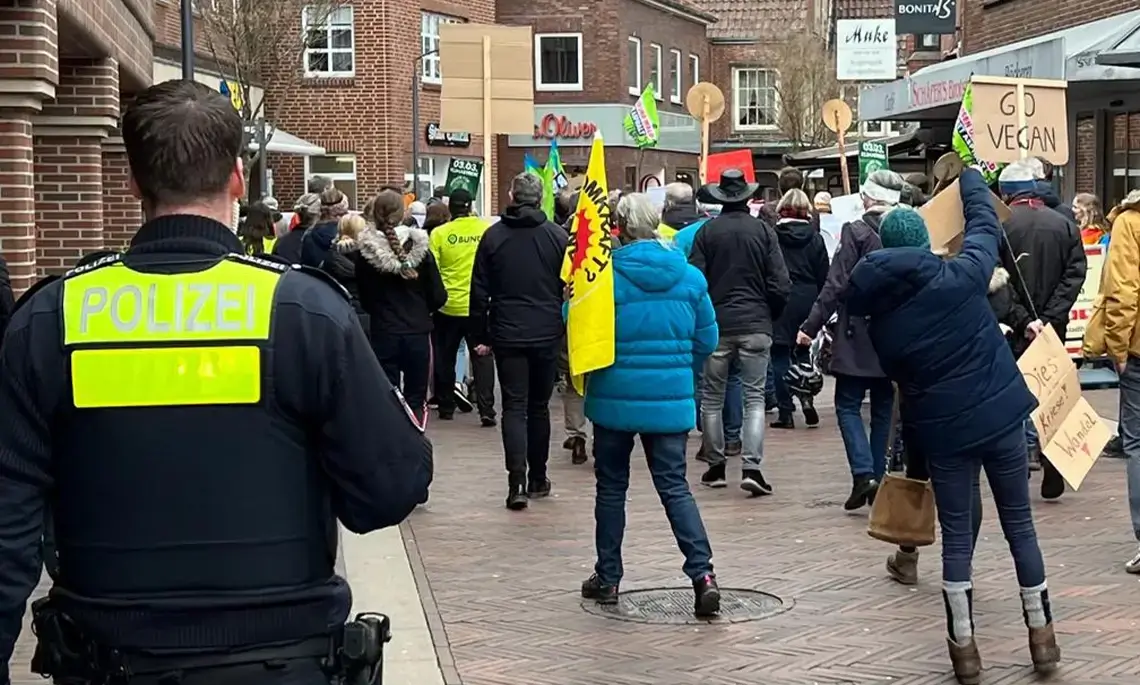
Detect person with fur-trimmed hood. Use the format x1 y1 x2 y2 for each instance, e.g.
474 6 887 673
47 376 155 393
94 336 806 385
350 188 448 424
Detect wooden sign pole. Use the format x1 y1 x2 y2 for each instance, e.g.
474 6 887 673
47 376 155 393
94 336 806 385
1016 81 1028 160
836 112 851 196
700 96 710 184
482 35 493 219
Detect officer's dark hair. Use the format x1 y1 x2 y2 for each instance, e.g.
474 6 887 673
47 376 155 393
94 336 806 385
121 80 243 207
778 166 804 194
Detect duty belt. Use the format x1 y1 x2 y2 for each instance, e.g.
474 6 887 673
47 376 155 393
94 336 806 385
30 597 391 685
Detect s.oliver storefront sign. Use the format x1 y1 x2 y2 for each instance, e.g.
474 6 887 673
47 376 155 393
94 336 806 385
533 114 597 140
507 104 700 152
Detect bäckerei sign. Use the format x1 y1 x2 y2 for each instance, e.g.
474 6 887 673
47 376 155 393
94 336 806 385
894 0 956 36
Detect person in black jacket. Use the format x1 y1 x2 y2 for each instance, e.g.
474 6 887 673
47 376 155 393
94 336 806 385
328 213 367 333
301 186 350 267
470 171 569 509
767 189 828 430
0 253 13 345
0 80 432 685
273 192 319 263
798 169 903 511
1033 157 1076 224
999 159 1087 500
689 168 791 495
353 189 448 424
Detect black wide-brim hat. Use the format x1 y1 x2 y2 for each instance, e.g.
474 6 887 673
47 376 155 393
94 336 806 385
700 168 759 204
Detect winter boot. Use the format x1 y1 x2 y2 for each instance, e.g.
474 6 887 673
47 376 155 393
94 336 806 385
1021 583 1060 673
943 581 981 685
886 548 919 585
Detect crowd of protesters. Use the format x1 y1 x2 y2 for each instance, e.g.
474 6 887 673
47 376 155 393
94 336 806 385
211 150 1140 685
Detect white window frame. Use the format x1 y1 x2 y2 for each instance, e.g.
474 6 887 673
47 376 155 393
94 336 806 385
649 43 663 100
732 67 779 132
302 5 355 79
689 54 699 90
919 33 940 49
669 49 682 104
421 12 460 84
304 154 358 208
534 32 584 92
627 36 642 96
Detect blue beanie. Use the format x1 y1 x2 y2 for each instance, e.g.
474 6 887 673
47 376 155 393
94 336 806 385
879 208 930 249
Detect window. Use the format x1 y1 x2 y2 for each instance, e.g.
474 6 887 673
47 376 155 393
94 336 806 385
860 120 908 136
627 36 641 95
649 44 662 99
624 166 638 191
669 49 682 103
689 54 699 90
303 5 354 77
733 68 779 131
305 155 357 210
534 33 583 91
422 13 460 83
405 157 438 200
919 34 939 49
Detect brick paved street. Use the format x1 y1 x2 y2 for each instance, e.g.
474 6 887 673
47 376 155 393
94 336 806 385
8 389 1136 685
404 387 1140 685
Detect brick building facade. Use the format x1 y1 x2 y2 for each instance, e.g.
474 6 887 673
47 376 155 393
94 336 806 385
261 0 497 214
495 0 711 198
0 0 151 293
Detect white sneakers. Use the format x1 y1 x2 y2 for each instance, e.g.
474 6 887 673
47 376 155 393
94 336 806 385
1125 546 1140 574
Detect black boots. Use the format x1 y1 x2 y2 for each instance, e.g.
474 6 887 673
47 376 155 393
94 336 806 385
843 476 878 510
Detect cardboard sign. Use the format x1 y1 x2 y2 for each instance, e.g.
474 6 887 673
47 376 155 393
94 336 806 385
969 76 1069 165
1016 325 1110 489
706 149 755 183
918 179 1012 253
1065 244 1106 356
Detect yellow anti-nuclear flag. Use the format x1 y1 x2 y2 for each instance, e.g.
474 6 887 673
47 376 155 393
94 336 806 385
560 132 615 394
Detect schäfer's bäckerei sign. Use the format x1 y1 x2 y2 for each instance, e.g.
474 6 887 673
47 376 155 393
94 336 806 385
893 0 956 36
533 114 598 140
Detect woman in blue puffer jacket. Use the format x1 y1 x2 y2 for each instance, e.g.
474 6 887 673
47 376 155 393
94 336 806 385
844 168 1057 684
578 193 721 619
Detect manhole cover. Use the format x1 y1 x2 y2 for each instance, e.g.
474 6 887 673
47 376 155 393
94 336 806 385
581 587 791 624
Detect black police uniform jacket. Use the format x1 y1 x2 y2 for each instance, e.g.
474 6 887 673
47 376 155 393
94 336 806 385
0 216 433 671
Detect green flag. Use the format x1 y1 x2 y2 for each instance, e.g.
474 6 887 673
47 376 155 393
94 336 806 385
624 84 660 149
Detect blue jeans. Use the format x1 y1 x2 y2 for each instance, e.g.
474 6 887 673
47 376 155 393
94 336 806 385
834 373 894 479
765 361 776 405
696 362 742 442
769 345 794 414
1119 356 1140 541
593 426 714 585
928 422 1046 587
702 333 771 468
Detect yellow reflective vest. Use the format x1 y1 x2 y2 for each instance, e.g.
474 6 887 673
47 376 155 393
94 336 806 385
61 253 281 408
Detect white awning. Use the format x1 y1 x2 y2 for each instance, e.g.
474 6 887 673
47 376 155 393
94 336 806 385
1096 21 1140 67
247 127 326 156
859 10 1140 121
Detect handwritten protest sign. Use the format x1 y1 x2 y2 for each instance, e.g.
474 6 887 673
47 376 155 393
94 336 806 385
918 178 1011 254
1016 325 1109 489
969 76 1069 165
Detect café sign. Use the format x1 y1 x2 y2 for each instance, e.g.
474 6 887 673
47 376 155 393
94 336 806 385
533 113 598 140
425 122 470 148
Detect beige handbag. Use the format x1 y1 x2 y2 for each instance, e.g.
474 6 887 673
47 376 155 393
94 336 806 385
867 388 937 547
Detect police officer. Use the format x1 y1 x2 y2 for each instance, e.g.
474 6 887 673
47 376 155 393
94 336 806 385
0 81 432 684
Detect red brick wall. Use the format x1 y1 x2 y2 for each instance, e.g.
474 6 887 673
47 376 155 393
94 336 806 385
102 145 141 250
61 0 154 91
33 137 105 276
1075 115 1096 195
0 116 37 293
264 0 498 211
962 0 1140 54
0 0 59 86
